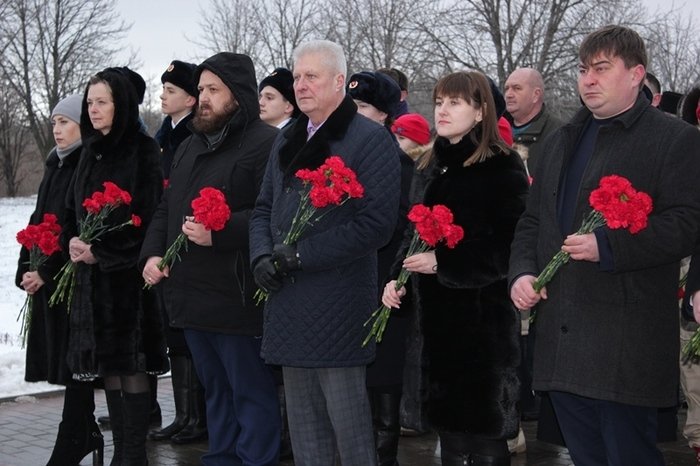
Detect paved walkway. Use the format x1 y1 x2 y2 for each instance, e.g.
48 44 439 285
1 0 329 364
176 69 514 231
0 379 695 465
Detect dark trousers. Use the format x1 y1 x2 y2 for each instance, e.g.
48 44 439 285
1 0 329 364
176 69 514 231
184 329 280 466
549 391 664 466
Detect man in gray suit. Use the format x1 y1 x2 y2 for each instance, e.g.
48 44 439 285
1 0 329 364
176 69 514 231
249 40 400 466
509 25 700 465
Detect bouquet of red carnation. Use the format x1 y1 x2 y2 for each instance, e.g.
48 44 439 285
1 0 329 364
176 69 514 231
254 155 364 304
362 204 464 346
147 187 231 288
16 213 62 347
533 175 652 295
49 182 141 310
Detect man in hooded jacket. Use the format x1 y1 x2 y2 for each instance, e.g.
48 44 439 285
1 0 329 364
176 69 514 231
140 52 280 466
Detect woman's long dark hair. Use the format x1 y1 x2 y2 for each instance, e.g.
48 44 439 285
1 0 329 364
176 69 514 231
419 71 507 170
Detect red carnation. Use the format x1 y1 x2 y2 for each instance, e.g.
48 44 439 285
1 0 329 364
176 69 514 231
191 187 231 231
364 204 464 345
131 214 142 227
533 174 653 297
254 155 365 304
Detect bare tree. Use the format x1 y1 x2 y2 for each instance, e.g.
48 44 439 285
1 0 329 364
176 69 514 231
254 0 319 71
643 10 700 93
0 0 130 158
194 0 263 63
0 82 31 197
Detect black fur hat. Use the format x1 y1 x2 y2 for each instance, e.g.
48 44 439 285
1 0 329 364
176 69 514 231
659 91 683 115
161 60 197 97
259 67 299 117
347 71 401 118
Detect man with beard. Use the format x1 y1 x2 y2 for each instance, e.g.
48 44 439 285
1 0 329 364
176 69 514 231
140 52 281 466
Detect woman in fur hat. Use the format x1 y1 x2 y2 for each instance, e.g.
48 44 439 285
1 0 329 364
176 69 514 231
382 71 528 465
64 67 168 466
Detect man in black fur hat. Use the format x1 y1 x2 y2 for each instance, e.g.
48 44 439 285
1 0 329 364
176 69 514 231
259 67 299 129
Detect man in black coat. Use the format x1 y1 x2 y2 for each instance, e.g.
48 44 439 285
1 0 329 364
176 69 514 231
250 40 400 466
140 53 280 465
509 25 700 465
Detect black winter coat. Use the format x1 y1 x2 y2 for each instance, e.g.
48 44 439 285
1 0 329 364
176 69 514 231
16 147 82 385
509 94 700 407
402 136 528 439
140 53 278 336
249 96 401 367
155 113 194 179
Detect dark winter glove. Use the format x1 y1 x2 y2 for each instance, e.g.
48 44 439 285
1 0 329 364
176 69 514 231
253 255 283 292
272 243 301 274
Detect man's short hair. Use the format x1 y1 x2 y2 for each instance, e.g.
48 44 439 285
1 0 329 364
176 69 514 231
645 72 661 95
579 25 647 69
377 67 409 92
292 40 347 79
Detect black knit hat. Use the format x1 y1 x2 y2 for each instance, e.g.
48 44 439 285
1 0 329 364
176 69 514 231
259 67 299 117
161 60 197 97
487 76 506 118
347 71 401 118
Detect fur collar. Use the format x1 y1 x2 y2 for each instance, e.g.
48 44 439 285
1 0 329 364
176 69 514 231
278 95 357 178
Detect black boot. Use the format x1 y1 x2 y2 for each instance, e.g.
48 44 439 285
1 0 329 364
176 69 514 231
148 356 189 441
373 392 401 466
122 391 151 466
170 360 208 444
148 375 162 427
439 431 470 466
99 381 160 427
105 389 124 466
47 385 104 466
278 385 293 460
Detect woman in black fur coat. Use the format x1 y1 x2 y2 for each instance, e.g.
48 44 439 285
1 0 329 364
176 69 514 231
64 68 167 466
382 71 528 465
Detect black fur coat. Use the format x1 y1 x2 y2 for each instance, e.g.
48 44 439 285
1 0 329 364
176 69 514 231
414 135 528 438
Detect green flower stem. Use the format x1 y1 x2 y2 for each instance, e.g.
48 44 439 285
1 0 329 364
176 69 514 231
683 330 700 364
362 232 429 346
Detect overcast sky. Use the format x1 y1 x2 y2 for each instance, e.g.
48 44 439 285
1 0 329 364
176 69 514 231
115 0 700 87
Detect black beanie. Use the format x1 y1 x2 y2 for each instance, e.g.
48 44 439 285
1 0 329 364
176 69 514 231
487 77 506 118
347 71 401 118
161 60 198 97
259 67 299 117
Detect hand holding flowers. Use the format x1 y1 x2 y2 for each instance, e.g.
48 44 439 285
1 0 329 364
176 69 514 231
49 182 141 310
253 156 364 303
145 187 230 288
532 175 652 294
363 204 464 346
16 213 62 346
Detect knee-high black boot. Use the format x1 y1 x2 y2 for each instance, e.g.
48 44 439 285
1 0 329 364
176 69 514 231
122 391 150 466
105 389 124 466
47 385 103 466
170 359 207 444
148 375 161 426
373 392 401 466
148 356 189 441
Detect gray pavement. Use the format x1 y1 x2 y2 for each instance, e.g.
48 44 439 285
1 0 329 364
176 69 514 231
0 379 695 465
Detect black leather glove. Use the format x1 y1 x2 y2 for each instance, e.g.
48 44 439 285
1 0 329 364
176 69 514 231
253 255 283 292
272 243 301 274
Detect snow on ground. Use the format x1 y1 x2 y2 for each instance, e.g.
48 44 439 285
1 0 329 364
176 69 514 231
0 196 56 398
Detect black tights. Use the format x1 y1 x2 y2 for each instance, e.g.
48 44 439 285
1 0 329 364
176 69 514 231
104 372 149 394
